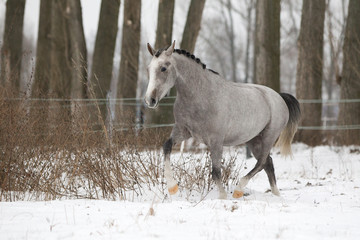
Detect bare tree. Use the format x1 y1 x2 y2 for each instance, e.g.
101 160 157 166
116 0 141 123
30 0 53 136
337 0 360 145
155 0 175 49
320 0 347 123
253 0 280 92
279 0 301 94
220 0 237 83
325 1 340 101
181 0 206 53
32 0 52 98
243 0 255 84
295 0 326 146
0 0 26 93
89 0 120 129
66 0 87 101
49 0 72 123
48 0 87 102
198 0 255 83
32 0 88 132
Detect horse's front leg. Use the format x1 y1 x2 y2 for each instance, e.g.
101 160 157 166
163 125 191 195
163 138 178 195
210 144 227 199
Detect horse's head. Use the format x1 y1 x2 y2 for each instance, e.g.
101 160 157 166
144 41 176 108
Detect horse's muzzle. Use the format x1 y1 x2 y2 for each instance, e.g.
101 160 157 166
144 96 158 108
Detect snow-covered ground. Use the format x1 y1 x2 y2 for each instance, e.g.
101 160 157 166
1 144 360 240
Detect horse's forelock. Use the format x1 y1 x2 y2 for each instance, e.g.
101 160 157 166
154 48 166 57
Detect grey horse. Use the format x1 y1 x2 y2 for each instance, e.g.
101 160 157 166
144 41 301 199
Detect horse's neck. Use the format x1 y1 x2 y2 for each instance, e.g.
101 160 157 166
174 56 209 101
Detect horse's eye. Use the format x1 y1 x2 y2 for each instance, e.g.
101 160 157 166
161 67 167 72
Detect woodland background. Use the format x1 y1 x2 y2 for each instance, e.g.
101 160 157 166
0 0 359 150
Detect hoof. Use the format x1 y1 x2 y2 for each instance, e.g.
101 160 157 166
271 186 281 196
272 190 281 196
168 184 178 195
232 190 244 198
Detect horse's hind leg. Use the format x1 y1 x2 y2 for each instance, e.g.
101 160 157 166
233 160 265 198
264 155 280 196
233 133 279 197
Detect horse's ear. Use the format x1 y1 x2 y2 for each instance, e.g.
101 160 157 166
147 43 155 56
165 40 176 56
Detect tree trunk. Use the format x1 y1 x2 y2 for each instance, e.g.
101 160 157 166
244 0 255 84
32 0 52 98
295 0 326 146
0 0 26 92
66 0 87 101
66 0 88 125
49 0 72 126
337 0 360 145
221 0 237 83
65 0 87 128
180 0 206 53
89 0 120 129
324 0 346 121
146 0 175 126
253 0 280 92
116 0 141 124
30 0 52 138
155 0 175 50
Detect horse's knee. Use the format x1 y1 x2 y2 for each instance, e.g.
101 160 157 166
212 165 226 199
209 144 223 181
163 138 173 155
211 167 221 181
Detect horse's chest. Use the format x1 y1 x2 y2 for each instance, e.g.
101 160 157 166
174 104 212 140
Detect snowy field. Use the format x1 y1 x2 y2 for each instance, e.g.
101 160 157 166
1 144 359 240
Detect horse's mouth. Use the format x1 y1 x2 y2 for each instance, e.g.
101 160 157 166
147 103 159 109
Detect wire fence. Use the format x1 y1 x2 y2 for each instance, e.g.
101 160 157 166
5 96 360 103
2 97 360 131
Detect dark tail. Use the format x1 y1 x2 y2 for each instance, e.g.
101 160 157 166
275 93 301 157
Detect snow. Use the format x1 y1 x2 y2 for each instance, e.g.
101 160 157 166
1 144 360 240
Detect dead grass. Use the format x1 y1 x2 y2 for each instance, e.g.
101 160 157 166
0 88 241 201
0 88 165 201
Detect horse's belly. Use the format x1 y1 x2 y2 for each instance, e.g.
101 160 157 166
223 128 262 146
222 115 269 146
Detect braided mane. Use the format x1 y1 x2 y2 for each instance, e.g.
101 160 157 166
154 47 219 75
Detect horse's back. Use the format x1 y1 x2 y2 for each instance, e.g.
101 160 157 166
221 83 289 146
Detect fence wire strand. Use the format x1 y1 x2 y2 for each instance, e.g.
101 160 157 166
2 97 360 131
4 97 359 103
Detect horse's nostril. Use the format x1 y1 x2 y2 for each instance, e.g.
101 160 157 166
151 98 156 106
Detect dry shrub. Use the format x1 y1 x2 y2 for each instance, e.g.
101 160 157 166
172 149 245 198
0 88 169 201
0 88 243 201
